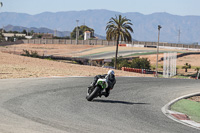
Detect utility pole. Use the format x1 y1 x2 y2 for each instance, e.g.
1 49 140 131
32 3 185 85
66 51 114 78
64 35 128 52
0 2 3 14
156 25 162 78
54 29 57 37
76 20 79 44
0 2 3 8
0 2 3 34
178 28 181 43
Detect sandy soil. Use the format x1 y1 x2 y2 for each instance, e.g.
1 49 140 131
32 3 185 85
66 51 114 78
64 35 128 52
140 53 200 75
0 43 200 79
0 50 153 79
0 44 105 57
188 96 200 102
140 53 200 67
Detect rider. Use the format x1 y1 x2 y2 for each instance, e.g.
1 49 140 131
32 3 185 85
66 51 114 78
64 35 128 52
90 70 116 97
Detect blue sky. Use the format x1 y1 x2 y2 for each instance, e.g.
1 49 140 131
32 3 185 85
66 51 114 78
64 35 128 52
0 0 200 16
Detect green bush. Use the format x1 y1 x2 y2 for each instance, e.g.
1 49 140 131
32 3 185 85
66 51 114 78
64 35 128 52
130 58 151 69
71 25 94 40
118 59 130 69
22 49 39 58
107 57 151 70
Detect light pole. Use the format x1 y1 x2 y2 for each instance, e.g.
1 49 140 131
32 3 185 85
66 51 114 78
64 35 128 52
76 20 79 44
0 2 3 34
156 25 162 78
0 2 2 8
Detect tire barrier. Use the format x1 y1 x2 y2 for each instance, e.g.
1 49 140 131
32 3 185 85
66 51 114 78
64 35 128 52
119 44 127 47
121 67 147 74
144 45 157 48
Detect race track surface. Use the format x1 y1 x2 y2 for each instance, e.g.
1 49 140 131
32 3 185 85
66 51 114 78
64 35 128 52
0 77 199 133
80 50 156 59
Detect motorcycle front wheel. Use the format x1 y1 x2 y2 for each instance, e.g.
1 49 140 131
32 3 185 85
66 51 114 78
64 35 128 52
86 86 100 101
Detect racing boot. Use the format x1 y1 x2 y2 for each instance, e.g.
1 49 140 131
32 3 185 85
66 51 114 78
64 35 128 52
101 91 109 97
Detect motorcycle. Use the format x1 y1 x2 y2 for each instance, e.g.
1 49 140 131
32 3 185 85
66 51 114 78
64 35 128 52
86 78 108 101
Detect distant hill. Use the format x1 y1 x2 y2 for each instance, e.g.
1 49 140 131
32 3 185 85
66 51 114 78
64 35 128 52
3 25 71 37
3 25 106 39
0 10 200 44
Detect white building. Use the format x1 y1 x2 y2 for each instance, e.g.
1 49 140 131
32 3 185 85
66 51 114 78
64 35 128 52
2 33 26 41
84 31 91 40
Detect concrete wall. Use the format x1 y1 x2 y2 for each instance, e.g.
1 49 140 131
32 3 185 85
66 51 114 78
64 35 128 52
0 40 24 46
21 39 200 49
23 39 118 46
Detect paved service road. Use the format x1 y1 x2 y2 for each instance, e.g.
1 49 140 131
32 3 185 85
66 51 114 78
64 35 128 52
0 77 199 133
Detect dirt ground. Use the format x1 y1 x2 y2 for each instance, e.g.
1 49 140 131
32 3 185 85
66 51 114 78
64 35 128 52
0 44 153 79
0 43 200 79
0 43 105 57
140 53 200 76
188 96 200 102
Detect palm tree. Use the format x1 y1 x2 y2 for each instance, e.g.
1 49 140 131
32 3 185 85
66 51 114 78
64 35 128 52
106 15 133 69
182 63 191 72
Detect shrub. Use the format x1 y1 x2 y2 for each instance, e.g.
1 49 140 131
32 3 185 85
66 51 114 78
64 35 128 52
130 58 151 69
107 56 130 69
22 49 39 58
107 57 151 70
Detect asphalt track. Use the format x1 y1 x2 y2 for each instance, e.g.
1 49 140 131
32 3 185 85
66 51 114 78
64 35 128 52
79 50 157 59
0 77 200 133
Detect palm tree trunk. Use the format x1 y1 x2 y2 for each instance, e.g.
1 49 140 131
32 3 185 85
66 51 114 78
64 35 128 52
185 68 187 72
114 38 119 69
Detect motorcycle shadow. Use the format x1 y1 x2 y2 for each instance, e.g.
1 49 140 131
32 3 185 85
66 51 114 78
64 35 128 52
92 99 150 105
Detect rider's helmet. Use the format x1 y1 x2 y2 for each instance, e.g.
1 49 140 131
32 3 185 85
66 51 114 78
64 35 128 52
107 70 115 75
106 70 115 86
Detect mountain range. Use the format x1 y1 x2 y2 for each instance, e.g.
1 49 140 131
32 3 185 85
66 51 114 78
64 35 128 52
0 9 200 44
3 25 71 37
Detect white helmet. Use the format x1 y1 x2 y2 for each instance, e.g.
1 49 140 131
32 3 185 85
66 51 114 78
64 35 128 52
107 70 115 75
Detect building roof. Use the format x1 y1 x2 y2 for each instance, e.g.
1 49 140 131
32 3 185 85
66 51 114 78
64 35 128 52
84 31 91 33
2 33 26 37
